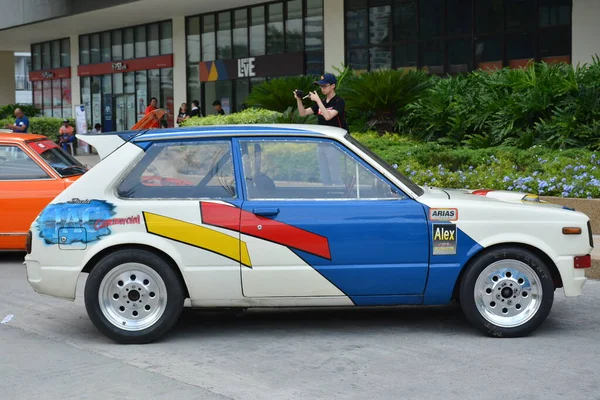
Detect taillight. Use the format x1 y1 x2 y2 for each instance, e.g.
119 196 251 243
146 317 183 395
574 255 591 269
26 230 32 254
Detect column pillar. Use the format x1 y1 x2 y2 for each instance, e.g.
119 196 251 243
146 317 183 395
572 0 600 67
323 0 345 73
69 35 81 111
172 16 187 121
0 51 16 104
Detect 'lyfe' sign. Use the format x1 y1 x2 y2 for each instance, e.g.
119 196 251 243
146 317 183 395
238 57 256 77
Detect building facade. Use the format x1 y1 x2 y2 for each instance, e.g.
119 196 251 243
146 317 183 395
0 0 595 132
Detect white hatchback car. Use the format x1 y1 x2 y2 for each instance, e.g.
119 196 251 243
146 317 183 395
25 125 594 343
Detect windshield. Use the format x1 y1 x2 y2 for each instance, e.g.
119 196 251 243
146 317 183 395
27 139 88 177
344 133 424 197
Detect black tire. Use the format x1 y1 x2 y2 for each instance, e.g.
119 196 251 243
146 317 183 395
459 246 554 338
84 249 185 344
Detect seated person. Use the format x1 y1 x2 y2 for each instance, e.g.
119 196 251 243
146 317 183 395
58 119 75 150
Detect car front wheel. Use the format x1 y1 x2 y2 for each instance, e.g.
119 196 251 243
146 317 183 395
84 249 185 344
459 247 554 338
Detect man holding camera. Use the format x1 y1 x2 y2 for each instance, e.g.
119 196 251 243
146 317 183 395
294 73 348 132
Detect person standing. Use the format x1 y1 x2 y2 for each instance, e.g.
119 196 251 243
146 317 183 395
5 108 29 133
177 103 190 126
189 100 202 118
145 97 160 129
213 100 225 115
294 73 348 132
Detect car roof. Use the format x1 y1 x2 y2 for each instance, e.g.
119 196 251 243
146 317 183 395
97 124 348 143
0 132 48 142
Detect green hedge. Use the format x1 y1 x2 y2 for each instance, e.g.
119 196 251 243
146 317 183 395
354 132 600 198
0 116 69 141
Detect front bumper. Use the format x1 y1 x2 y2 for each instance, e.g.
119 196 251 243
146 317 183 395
556 256 587 297
25 259 80 301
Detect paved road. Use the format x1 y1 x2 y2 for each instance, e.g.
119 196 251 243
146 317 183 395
2 253 600 400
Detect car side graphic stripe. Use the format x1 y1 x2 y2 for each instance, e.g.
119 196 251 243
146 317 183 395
201 202 331 260
143 211 252 267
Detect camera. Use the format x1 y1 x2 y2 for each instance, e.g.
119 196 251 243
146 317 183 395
295 89 304 98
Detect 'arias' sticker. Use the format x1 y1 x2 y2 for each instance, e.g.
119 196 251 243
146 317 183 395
429 208 458 221
432 223 457 255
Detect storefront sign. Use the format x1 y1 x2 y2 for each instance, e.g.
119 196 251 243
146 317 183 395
199 52 304 82
112 62 128 71
78 54 173 76
29 67 71 82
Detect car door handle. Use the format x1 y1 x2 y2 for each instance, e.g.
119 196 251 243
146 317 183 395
252 208 280 216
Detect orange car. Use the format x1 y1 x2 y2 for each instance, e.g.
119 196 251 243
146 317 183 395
0 133 88 251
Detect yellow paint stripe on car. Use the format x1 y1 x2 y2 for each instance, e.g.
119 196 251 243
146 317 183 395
143 211 252 267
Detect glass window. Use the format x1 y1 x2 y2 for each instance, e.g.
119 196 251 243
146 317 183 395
369 4 390 46
239 139 402 200
347 48 369 71
250 6 266 57
286 0 303 52
306 51 324 75
81 76 91 126
538 26 570 58
507 33 535 61
42 80 52 117
475 0 504 35
421 40 444 74
90 33 101 64
136 70 148 121
267 3 284 55
113 72 123 95
52 79 62 117
505 0 536 33
305 0 323 51
202 15 216 61
161 20 173 54
419 0 444 39
394 42 417 68
475 36 503 67
112 30 123 61
448 38 472 73
235 79 250 111
148 69 161 107
61 79 72 119
217 12 232 59
51 40 61 68
101 32 111 62
135 25 147 58
32 44 42 70
0 146 50 180
124 72 135 94
117 140 237 200
161 68 174 127
233 9 249 59
42 42 51 69
187 65 200 108
447 0 472 36
215 80 232 114
539 0 570 27
33 81 43 110
370 47 391 70
393 0 417 41
148 23 160 56
91 76 102 127
345 8 368 47
187 16 201 63
79 36 90 65
123 28 134 59
60 39 70 67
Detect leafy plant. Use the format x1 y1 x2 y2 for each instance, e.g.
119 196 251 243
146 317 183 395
275 106 318 124
245 75 320 113
181 108 281 126
339 69 432 134
0 103 42 119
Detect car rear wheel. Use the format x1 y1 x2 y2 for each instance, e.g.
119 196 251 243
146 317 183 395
459 247 554 337
84 249 185 344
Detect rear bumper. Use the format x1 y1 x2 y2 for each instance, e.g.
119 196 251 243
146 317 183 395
25 258 80 300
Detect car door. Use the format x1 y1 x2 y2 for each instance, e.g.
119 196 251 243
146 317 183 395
0 143 65 250
234 137 430 304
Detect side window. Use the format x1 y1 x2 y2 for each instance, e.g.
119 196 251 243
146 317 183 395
117 140 236 199
239 139 405 200
0 145 50 180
